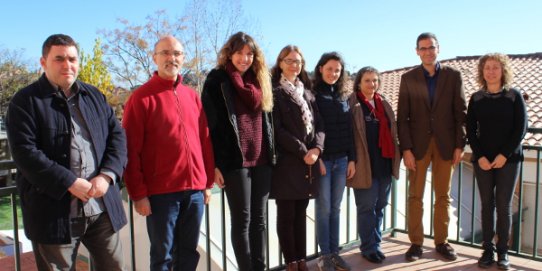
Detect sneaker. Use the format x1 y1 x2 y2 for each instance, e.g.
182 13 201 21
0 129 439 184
331 253 351 270
405 244 423 261
317 255 335 271
478 248 495 269
497 253 510 270
436 243 458 261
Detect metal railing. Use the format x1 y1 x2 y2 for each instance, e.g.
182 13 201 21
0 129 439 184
1 129 542 270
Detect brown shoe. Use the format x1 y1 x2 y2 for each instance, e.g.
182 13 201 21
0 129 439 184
297 259 308 271
405 244 423 261
286 261 298 271
436 243 458 261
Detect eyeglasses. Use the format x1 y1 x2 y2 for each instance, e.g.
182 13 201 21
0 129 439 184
282 58 302 66
417 46 437 52
156 50 184 57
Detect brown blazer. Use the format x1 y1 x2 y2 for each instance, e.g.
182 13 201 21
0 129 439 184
270 86 325 200
397 65 466 160
347 94 401 189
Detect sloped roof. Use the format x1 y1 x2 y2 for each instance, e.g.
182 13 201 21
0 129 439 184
376 53 542 146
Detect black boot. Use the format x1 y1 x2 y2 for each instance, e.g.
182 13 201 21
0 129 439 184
477 248 494 269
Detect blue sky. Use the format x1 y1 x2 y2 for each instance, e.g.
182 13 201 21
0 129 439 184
1 0 541 74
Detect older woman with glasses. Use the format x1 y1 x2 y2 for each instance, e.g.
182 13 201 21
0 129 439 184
270 45 324 271
467 53 527 270
348 66 400 264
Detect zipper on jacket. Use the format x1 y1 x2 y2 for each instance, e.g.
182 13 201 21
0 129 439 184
269 112 277 164
220 84 244 163
173 89 194 182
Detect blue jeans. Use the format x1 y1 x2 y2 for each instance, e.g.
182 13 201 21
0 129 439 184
316 156 347 255
353 175 392 255
147 190 204 271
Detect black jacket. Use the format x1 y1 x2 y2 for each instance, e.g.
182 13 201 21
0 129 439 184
201 68 276 172
6 74 127 244
270 86 325 200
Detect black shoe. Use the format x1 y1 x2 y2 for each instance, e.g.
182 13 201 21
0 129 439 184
497 253 510 270
405 244 422 261
436 243 458 261
363 253 383 263
478 248 495 269
376 250 386 260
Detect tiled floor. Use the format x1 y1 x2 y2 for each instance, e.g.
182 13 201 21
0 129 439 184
0 252 89 271
305 233 542 271
2 232 541 270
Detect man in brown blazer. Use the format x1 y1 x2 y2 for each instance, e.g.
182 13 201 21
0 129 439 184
397 32 466 262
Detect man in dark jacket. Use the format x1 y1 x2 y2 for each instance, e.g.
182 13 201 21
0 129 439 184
6 34 127 270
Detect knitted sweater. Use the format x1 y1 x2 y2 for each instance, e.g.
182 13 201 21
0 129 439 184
466 88 527 163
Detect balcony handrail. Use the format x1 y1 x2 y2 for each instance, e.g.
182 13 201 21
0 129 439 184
1 127 542 270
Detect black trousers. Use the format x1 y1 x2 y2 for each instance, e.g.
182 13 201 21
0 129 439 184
224 164 271 271
475 162 519 253
275 199 309 264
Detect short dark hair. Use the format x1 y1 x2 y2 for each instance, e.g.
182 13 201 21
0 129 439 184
42 34 78 57
416 32 438 49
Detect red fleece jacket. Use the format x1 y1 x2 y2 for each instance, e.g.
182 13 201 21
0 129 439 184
123 72 215 201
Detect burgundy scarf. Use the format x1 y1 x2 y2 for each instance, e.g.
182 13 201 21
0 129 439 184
225 61 262 111
357 91 395 158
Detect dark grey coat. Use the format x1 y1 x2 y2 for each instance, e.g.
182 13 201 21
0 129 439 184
270 86 325 200
6 74 127 244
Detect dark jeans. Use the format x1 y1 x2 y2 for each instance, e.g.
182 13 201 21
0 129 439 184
353 175 392 255
32 212 124 271
475 162 519 253
223 165 271 271
275 199 309 264
147 190 204 271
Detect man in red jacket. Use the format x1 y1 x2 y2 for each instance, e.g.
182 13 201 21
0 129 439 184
122 35 215 271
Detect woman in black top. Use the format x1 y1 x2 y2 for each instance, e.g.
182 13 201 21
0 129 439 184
201 32 275 271
466 53 527 270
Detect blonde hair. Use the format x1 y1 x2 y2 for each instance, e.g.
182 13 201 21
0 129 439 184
477 53 514 90
217 32 273 112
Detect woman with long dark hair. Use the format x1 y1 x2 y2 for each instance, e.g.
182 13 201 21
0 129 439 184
312 52 355 271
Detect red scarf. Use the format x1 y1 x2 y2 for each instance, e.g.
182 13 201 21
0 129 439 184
225 61 262 111
357 91 395 158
